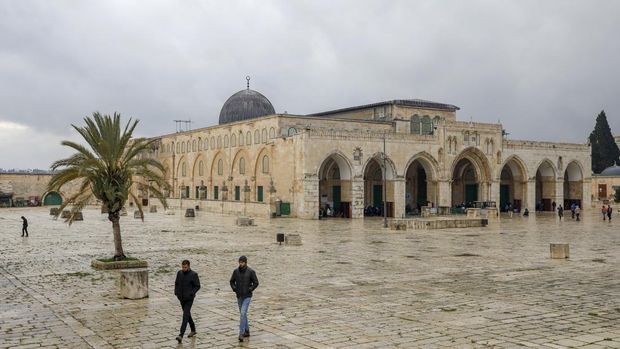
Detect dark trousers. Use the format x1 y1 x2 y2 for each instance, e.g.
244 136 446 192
179 299 195 336
22 227 28 237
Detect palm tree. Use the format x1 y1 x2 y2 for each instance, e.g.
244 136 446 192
48 112 169 261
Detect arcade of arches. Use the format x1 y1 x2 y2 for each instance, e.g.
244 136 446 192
316 153 587 219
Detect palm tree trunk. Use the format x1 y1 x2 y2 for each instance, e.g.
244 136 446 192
108 212 125 260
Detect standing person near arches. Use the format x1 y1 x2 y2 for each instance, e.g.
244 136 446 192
608 205 613 222
602 205 608 221
557 205 564 220
21 216 28 237
575 205 581 221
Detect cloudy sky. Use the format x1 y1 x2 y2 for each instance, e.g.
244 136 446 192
1 0 619 169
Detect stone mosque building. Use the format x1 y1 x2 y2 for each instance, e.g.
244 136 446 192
135 79 591 219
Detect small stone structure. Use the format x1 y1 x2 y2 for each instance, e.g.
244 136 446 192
550 243 570 259
61 210 71 219
165 209 175 215
466 208 481 218
389 221 407 230
236 217 254 226
119 268 149 299
285 233 302 245
49 207 59 216
149 205 157 213
73 211 83 221
134 210 143 219
185 208 195 217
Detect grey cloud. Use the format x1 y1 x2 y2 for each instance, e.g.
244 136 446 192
0 0 619 168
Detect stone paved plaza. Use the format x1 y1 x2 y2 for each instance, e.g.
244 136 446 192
1 207 620 348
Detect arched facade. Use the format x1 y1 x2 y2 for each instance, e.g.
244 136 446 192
317 151 354 218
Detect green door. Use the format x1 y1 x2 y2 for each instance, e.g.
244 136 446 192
500 184 510 209
43 192 62 205
280 202 291 215
235 186 240 201
332 186 341 214
465 184 478 203
257 186 264 202
373 185 383 208
417 168 427 205
214 186 219 200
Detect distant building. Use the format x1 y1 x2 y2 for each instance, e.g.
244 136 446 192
0 173 78 207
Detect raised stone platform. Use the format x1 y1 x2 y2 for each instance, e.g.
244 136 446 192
393 217 486 230
91 258 148 270
119 268 149 299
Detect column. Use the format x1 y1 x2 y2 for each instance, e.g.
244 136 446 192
554 179 564 209
351 178 365 218
526 179 536 211
438 179 452 207
392 178 406 219
300 176 319 219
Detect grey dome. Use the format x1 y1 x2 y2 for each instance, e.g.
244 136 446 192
600 165 620 176
218 88 275 124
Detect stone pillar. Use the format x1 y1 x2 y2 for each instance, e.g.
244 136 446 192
351 178 365 218
393 178 406 218
120 268 149 299
438 179 452 207
301 176 319 219
582 178 592 209
554 179 564 208
489 179 500 204
526 179 536 211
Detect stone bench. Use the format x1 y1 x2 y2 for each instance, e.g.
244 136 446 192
236 217 254 226
550 243 570 259
49 207 59 216
134 210 143 219
466 208 481 218
149 205 157 213
165 209 175 215
120 268 149 299
185 208 195 217
285 234 302 246
389 221 407 231
61 210 71 219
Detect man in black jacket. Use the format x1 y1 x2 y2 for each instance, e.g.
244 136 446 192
230 255 259 342
21 216 28 237
174 260 200 343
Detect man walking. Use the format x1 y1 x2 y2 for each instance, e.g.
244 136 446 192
21 216 28 237
230 256 259 342
557 205 564 220
174 260 200 343
608 205 613 222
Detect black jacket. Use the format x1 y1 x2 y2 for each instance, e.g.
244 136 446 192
230 266 259 299
175 270 201 302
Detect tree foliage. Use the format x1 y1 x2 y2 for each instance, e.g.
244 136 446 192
48 112 169 259
589 110 620 174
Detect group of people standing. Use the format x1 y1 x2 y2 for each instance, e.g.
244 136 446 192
174 256 259 343
555 202 582 221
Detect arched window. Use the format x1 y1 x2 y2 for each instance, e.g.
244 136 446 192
433 116 441 128
217 159 223 175
181 162 187 177
198 138 202 151
231 134 236 147
167 144 170 153
421 116 432 135
261 129 267 143
287 127 297 136
269 127 275 139
254 130 260 144
246 131 251 145
239 132 244 146
187 141 190 152
198 161 204 176
192 140 196 152
224 135 229 148
217 136 222 149
181 142 186 153
176 143 180 154
411 115 420 134
210 137 215 149
262 155 269 174
239 157 245 175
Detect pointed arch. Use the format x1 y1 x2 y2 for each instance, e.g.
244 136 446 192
176 155 187 177
500 155 528 181
533 158 557 179
404 151 440 180
317 150 354 181
451 147 492 182
232 149 251 176
192 154 207 178
362 152 397 180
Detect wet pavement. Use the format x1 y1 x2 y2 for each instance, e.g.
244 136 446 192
1 207 619 348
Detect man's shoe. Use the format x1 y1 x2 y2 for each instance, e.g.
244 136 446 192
188 331 196 338
176 335 182 343
238 335 244 342
243 330 250 337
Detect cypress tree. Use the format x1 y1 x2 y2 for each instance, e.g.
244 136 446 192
588 110 620 174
